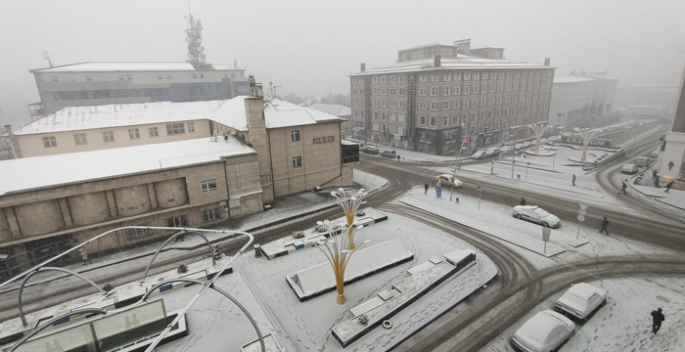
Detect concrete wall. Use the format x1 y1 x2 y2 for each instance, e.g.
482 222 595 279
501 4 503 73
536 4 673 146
16 120 211 158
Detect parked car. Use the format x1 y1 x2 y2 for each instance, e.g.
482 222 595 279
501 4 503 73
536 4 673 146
555 283 608 320
381 150 396 158
513 205 561 228
511 310 575 352
471 151 487 159
485 147 501 156
361 146 379 154
634 156 649 167
434 174 463 187
501 146 512 154
514 143 524 150
621 163 639 174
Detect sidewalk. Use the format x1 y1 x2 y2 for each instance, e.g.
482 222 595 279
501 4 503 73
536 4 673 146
623 152 685 215
0 169 388 293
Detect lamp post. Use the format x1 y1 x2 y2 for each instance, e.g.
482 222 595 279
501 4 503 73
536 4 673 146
552 153 556 171
477 186 482 210
510 132 517 178
450 132 467 201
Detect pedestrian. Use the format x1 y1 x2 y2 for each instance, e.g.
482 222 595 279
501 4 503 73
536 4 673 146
651 308 665 334
520 197 526 206
572 174 576 187
599 216 609 235
654 174 660 188
619 180 628 195
424 183 429 195
664 180 674 193
652 170 658 180
397 154 400 162
79 248 88 265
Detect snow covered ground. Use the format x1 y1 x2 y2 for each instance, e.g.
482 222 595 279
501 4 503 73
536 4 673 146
233 213 497 352
395 186 680 270
479 277 685 352
345 137 458 163
354 169 389 193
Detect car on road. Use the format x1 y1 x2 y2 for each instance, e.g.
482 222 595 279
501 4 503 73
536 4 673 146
512 205 561 228
511 310 575 352
361 146 379 154
555 283 607 320
380 150 396 158
471 151 487 159
434 174 463 187
621 163 639 174
485 147 501 156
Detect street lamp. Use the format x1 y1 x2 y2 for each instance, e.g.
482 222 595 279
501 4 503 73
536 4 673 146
510 131 517 178
450 124 467 201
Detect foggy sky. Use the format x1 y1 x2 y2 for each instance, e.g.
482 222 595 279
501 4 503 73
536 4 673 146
1 0 684 128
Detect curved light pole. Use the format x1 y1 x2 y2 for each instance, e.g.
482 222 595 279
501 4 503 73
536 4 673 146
140 231 215 284
577 128 601 162
528 123 552 154
18 267 105 326
331 188 366 250
314 220 369 305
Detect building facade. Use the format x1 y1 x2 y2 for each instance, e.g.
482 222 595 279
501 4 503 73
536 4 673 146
350 40 554 155
28 62 250 117
547 76 596 127
660 65 685 182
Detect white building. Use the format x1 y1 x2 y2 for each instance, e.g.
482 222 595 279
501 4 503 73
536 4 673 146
548 76 596 127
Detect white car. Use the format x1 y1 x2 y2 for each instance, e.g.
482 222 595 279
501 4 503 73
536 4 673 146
555 283 608 320
513 205 561 228
511 310 575 352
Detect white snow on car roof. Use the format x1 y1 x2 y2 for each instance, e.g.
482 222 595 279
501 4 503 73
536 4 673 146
568 283 605 299
516 310 570 344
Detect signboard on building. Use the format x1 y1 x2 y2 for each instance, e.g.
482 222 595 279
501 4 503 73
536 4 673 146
313 136 336 144
562 136 611 148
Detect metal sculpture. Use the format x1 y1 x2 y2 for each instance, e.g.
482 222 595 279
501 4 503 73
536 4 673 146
528 123 553 154
577 128 601 162
331 188 366 250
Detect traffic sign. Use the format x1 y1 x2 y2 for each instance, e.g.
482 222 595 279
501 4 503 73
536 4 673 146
542 227 551 242
577 215 585 221
578 209 587 216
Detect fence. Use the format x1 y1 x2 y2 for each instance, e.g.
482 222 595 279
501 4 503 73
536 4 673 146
584 134 662 172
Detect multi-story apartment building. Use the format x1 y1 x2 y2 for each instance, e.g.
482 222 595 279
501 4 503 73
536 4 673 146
27 62 251 117
349 40 555 155
548 76 597 127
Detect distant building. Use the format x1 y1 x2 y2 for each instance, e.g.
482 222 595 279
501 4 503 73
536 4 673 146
308 103 352 135
350 39 555 154
27 62 251 117
660 65 685 181
548 72 618 128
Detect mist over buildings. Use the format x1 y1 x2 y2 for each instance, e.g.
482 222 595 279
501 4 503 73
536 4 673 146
1 0 684 127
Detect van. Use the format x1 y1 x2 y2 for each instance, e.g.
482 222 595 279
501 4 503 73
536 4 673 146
621 164 639 174
634 156 649 167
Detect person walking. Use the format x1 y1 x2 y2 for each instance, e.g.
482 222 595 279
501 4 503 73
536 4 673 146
664 180 674 193
520 197 526 206
397 154 400 162
79 248 89 265
651 308 665 334
652 170 658 180
599 217 609 235
619 180 628 195
572 174 576 187
654 174 660 188
424 183 429 195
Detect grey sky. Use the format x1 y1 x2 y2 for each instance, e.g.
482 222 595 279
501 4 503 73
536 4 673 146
1 0 684 128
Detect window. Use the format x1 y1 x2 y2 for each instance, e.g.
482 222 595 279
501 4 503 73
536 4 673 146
390 101 397 108
499 72 505 79
514 82 519 91
389 75 397 83
85 76 92 81
521 82 527 90
380 76 387 83
482 84 487 92
442 115 449 126
464 72 471 80
513 95 519 103
498 84 504 92
126 227 151 240
51 76 59 82
480 111 485 120
473 85 480 94
505 96 511 103
506 84 512 91
442 101 449 110
454 72 462 80
419 88 427 96
74 133 87 145
504 109 509 117
292 156 302 168
399 74 406 82
488 111 494 119
373 100 379 107
515 71 521 78
472 99 479 107
488 98 494 106
127 75 132 81
399 87 406 96
482 72 488 80
431 87 439 96
522 71 528 78
481 97 487 106
430 115 438 126
399 101 406 108
443 86 450 95
430 102 439 110
463 86 470 94
452 115 459 124
443 73 451 81
473 72 481 80
419 102 427 110
380 88 387 95
352 88 358 95
534 82 540 89
452 100 460 109
489 84 496 93
147 127 159 138
166 74 171 79
102 131 115 142
157 74 163 80
389 88 397 95
507 72 513 79
360 88 365 95
536 71 541 78
419 115 426 124
42 136 57 148
373 88 379 95
373 111 379 119
201 208 221 222
381 100 387 107
419 74 427 82
495 110 501 118
167 215 189 227
453 86 461 95
201 179 217 192
128 128 140 139
398 113 405 122
291 130 300 141
166 123 185 135
497 97 503 104
431 74 439 81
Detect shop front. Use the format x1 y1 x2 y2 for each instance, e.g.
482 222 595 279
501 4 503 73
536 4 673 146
414 127 463 156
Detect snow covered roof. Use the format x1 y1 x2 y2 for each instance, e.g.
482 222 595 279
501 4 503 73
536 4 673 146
0 137 256 196
352 56 551 76
264 99 343 128
12 100 226 135
307 104 352 117
30 62 244 73
399 42 455 51
553 76 596 84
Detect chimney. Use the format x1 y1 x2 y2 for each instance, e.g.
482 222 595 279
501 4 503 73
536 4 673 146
434 55 441 68
361 63 366 72
251 83 264 98
4 124 13 136
544 58 551 66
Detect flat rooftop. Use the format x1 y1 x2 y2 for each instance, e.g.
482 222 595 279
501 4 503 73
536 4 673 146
352 56 551 76
0 137 256 196
30 62 245 73
553 76 596 84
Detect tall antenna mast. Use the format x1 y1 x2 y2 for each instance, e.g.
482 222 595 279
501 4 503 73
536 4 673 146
185 6 206 65
42 51 53 67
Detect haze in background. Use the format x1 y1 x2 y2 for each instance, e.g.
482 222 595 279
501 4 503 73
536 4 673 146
1 0 684 128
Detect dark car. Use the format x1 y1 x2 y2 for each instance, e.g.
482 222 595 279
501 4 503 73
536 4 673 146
362 146 379 154
381 150 396 158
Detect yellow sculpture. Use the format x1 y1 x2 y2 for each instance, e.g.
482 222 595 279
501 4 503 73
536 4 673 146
332 188 366 250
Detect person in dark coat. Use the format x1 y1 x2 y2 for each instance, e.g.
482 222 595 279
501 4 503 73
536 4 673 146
599 217 609 235
520 197 526 205
619 180 628 195
572 174 576 186
652 170 658 180
424 183 429 195
651 308 665 334
664 180 674 193
397 154 400 162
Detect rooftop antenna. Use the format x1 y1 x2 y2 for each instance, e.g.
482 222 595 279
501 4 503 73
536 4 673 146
233 59 237 68
42 51 53 67
185 5 206 65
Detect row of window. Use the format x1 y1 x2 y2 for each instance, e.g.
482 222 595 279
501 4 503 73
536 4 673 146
41 122 195 148
357 105 548 126
362 114 546 135
353 81 550 98
52 84 230 101
351 70 552 85
352 92 550 111
49 72 237 83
